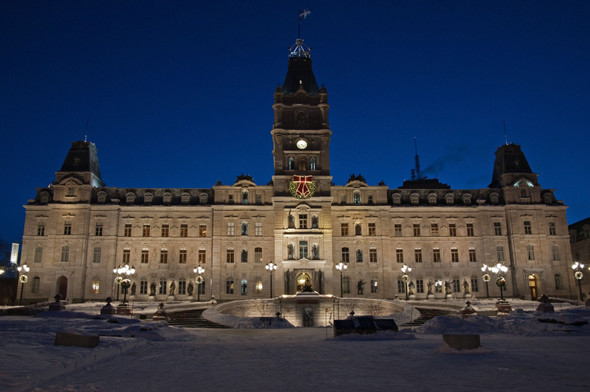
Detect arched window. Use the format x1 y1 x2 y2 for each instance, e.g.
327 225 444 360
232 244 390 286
310 157 316 170
355 224 362 236
428 193 437 205
462 193 472 205
342 277 351 294
288 157 294 170
353 192 361 205
242 190 249 204
410 193 419 205
298 158 307 171
392 193 402 205
445 193 454 205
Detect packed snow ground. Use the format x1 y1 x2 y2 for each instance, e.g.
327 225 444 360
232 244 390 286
1 299 590 392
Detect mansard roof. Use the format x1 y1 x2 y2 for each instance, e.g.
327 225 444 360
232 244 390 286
489 143 534 188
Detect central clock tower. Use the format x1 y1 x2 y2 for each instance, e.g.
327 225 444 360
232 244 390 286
271 38 332 197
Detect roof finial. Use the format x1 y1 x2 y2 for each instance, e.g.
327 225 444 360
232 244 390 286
84 118 89 142
297 9 311 39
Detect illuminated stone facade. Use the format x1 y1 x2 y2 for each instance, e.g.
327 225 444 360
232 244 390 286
20 41 573 303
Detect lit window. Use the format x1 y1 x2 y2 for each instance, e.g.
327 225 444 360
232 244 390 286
91 278 100 294
255 222 262 236
199 224 207 237
431 223 439 236
226 278 234 294
198 250 206 264
227 222 235 236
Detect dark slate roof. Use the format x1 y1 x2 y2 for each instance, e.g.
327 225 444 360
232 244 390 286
398 178 451 189
282 57 319 95
60 140 103 182
489 143 533 188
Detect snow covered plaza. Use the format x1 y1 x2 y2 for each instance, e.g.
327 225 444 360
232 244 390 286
2 299 590 392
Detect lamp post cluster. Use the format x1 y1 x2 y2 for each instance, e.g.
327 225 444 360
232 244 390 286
401 264 412 300
265 261 277 298
17 264 30 305
193 263 205 302
572 261 585 301
113 264 135 304
482 263 508 301
335 262 347 297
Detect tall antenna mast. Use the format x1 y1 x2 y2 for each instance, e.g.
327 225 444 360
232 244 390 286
503 121 509 145
414 137 421 180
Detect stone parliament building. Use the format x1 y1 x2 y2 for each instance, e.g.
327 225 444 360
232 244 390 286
20 39 573 304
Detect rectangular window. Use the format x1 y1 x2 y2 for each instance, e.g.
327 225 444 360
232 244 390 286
433 248 441 263
123 249 130 264
466 223 474 237
299 241 308 259
159 279 167 295
555 274 563 290
124 224 132 237
199 224 207 237
227 249 234 263
143 224 150 237
496 246 505 262
226 279 234 295
471 278 479 292
494 222 502 236
141 249 149 264
255 247 262 263
416 279 424 294
179 249 187 264
394 224 402 237
342 247 350 263
140 280 148 295
469 248 477 262
524 221 532 235
255 222 262 236
527 245 535 260
178 280 186 295
198 250 206 264
430 223 439 236
37 224 45 236
413 224 420 237
368 223 376 236
341 223 349 236
451 248 459 262
64 222 72 235
396 248 404 263
414 249 422 263
227 222 235 236
299 214 308 229
548 222 556 236
93 247 101 263
61 246 69 262
160 249 168 264
449 224 457 237
180 224 188 237
95 223 103 236
369 248 377 263
161 224 169 237
552 245 560 261
343 278 350 294
453 278 461 293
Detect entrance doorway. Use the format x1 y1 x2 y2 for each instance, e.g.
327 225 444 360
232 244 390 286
528 274 538 301
56 276 68 300
296 272 312 292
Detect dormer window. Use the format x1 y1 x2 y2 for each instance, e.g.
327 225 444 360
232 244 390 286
242 190 249 204
462 193 472 205
392 194 401 205
445 193 454 205
410 193 419 205
428 193 437 205
163 192 172 204
126 192 136 204
144 193 153 204
199 193 209 204
353 192 361 205
181 192 190 204
97 191 107 203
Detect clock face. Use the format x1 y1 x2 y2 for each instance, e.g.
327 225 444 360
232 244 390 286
296 139 308 149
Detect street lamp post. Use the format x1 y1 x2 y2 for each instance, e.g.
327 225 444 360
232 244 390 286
482 263 508 301
17 264 29 305
113 264 136 305
193 264 205 302
401 265 412 301
265 261 277 299
335 262 347 297
572 261 585 301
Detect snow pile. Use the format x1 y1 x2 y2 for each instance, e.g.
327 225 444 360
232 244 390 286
203 307 294 328
417 307 590 336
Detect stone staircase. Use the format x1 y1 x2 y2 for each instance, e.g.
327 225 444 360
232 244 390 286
167 309 231 329
402 307 453 327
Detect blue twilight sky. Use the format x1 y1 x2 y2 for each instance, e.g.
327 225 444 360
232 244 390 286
1 1 589 244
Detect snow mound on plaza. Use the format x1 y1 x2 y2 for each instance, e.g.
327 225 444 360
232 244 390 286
417 307 590 336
